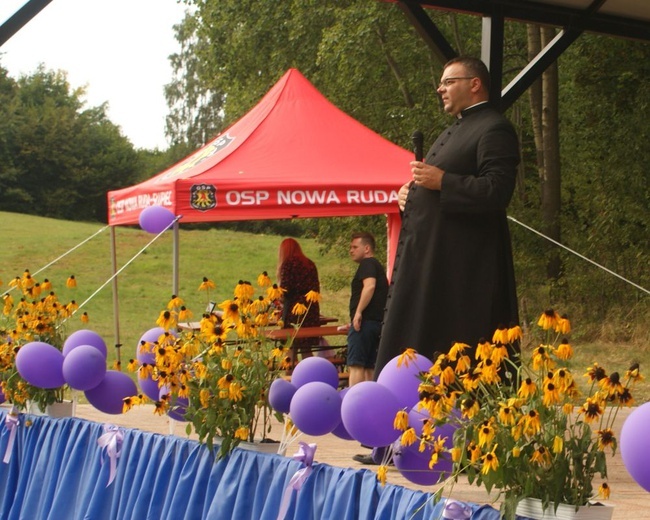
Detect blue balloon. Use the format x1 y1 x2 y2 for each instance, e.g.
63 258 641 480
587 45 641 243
159 386 188 422
62 345 107 391
290 381 342 436
136 327 175 365
139 374 162 401
291 357 339 389
16 342 65 389
269 378 297 414
139 205 176 234
341 381 401 447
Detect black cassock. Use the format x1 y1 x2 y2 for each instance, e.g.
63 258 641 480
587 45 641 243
375 103 520 374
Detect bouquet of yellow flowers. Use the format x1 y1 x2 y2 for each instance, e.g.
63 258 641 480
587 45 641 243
393 310 641 519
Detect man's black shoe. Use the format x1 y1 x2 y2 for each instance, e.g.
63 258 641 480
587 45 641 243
352 453 378 465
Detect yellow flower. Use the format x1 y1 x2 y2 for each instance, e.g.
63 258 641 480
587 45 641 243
199 389 211 408
492 326 509 345
585 363 607 382
478 422 495 448
530 446 551 467
552 435 564 454
519 409 541 436
481 445 499 474
400 428 417 446
229 382 244 401
599 372 624 397
178 306 192 322
512 446 521 457
266 284 285 300
234 280 255 302
167 295 184 309
555 339 573 360
397 348 418 367
394 410 409 431
448 342 469 361
579 396 604 424
198 277 216 291
467 442 482 463
498 403 516 426
127 359 138 372
461 398 480 419
507 324 523 343
291 302 308 316
80 312 89 323
257 271 272 287
235 427 249 441
66 275 77 288
598 482 611 500
555 315 571 334
542 380 561 406
475 339 492 361
532 345 555 371
450 447 462 462
596 428 616 451
219 300 241 322
305 290 321 303
537 309 559 330
156 310 177 331
377 465 388 486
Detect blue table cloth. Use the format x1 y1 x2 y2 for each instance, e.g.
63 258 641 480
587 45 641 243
0 410 518 520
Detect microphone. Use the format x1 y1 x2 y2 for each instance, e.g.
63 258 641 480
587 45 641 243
412 130 423 161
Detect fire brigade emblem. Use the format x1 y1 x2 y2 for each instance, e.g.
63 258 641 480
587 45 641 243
190 184 217 211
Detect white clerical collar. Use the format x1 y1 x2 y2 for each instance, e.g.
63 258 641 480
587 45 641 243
457 101 488 119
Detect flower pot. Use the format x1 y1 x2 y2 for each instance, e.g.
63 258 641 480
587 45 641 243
515 498 614 520
46 400 75 418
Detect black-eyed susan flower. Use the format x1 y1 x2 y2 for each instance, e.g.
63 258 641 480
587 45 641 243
625 363 643 383
519 409 541 436
492 325 509 345
127 359 138 372
291 302 308 316
579 396 604 424
599 372 624 397
257 271 272 287
530 446 551 467
599 483 611 499
507 323 523 343
537 309 559 330
66 275 77 288
585 363 607 382
305 290 321 303
198 277 215 291
596 428 616 451
178 306 192 322
156 310 177 331
448 342 469 361
475 338 492 361
542 380 561 406
235 427 249 441
555 314 571 334
478 421 496 447
461 398 480 419
481 445 499 474
80 312 89 323
552 435 564 454
532 345 555 371
467 442 482 463
400 428 418 446
266 284 285 301
498 403 516 426
617 387 634 406
397 348 418 367
394 410 409 431
234 280 255 301
167 294 184 309
377 465 388 486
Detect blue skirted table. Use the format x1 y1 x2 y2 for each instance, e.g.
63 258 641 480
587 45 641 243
0 410 519 519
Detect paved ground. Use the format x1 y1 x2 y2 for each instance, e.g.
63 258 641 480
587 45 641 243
73 404 649 519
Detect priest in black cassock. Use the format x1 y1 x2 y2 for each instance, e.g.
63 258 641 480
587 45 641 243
374 56 520 376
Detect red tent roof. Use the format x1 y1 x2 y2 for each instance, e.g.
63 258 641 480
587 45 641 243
107 68 411 226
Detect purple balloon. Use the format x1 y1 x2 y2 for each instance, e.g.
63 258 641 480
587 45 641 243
16 342 66 389
341 382 401 447
63 329 107 358
291 357 339 389
84 370 138 415
331 388 354 441
269 378 297 414
621 402 650 492
62 345 107 391
139 205 176 234
290 381 342 436
139 374 162 401
392 407 456 485
159 387 188 422
377 353 433 411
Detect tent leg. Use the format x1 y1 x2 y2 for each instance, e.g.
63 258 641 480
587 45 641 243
110 226 122 368
172 220 180 295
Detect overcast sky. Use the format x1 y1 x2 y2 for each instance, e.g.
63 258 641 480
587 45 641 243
0 0 188 150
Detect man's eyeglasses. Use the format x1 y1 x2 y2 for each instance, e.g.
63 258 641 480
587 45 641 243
438 76 475 89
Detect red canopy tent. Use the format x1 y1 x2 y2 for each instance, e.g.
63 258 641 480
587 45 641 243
108 68 410 226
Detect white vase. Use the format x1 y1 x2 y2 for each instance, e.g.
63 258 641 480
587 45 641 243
515 498 614 520
46 400 75 418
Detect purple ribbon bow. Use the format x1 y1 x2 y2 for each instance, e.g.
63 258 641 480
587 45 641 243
443 499 473 520
2 409 20 464
97 424 124 486
277 442 317 520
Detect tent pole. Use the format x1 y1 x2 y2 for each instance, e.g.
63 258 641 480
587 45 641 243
172 220 180 295
110 226 122 368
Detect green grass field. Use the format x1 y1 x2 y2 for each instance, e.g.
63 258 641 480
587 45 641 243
2 211 648 401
